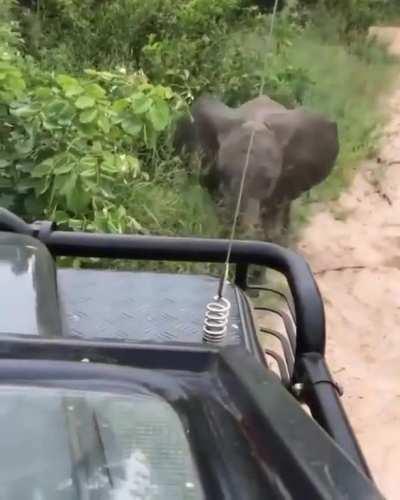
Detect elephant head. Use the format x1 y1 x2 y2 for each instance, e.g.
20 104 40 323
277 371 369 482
176 95 283 231
174 94 339 243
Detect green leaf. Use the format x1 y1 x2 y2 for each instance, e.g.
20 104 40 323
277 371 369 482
68 219 84 231
0 193 15 209
0 159 11 169
80 168 96 178
53 210 69 223
148 100 170 131
84 83 106 99
66 177 92 213
15 136 35 157
75 95 95 109
112 99 129 113
52 173 69 191
130 93 152 114
36 175 51 195
57 103 76 124
24 195 46 215
6 75 25 95
54 163 73 174
121 116 142 136
79 108 98 123
42 119 59 131
10 103 40 118
98 115 110 133
92 141 103 153
56 74 83 97
46 99 70 117
59 171 77 198
15 162 33 173
101 152 118 173
32 159 54 178
80 155 97 179
125 155 140 175
56 74 79 89
34 87 53 99
78 122 98 136
15 177 39 193
0 178 13 188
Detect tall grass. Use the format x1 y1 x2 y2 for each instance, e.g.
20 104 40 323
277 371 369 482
278 18 397 233
288 27 397 204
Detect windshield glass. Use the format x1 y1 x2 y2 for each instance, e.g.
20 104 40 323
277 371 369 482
0 385 202 500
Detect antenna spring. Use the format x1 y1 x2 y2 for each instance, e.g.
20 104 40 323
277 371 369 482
202 296 231 344
201 0 279 345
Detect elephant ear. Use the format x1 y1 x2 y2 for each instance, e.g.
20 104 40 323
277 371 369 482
191 95 243 155
173 113 197 155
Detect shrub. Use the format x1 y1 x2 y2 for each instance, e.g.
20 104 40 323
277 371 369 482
304 0 400 38
0 30 221 237
24 0 311 107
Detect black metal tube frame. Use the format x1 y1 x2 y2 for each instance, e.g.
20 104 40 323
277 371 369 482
0 208 325 357
0 208 371 479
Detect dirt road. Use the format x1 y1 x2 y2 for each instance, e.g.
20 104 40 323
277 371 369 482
298 27 400 500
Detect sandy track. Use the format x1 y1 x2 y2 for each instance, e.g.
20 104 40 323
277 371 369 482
297 27 400 500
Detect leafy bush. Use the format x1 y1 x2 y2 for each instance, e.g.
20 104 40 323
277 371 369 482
0 0 23 48
0 29 220 237
305 0 400 38
26 0 311 107
30 0 242 69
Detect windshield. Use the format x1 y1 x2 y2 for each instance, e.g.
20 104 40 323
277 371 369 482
0 385 202 500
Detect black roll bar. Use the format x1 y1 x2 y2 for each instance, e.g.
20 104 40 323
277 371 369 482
0 207 325 357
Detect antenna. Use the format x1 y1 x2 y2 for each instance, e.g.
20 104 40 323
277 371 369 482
203 0 281 343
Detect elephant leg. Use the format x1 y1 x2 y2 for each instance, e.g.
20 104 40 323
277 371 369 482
246 202 290 290
283 202 291 230
240 198 260 228
278 202 291 247
261 202 285 244
246 203 281 288
234 196 264 241
202 161 220 193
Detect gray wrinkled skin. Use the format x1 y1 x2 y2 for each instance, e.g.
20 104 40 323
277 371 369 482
174 94 339 244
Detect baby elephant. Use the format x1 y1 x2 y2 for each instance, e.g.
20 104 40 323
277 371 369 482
174 94 339 243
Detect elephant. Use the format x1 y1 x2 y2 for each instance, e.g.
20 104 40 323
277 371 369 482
174 94 339 244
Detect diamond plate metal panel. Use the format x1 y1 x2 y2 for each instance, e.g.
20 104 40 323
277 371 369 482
58 270 244 345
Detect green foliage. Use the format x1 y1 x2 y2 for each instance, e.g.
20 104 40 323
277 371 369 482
0 0 398 268
0 39 221 237
0 0 22 49
282 20 397 235
323 0 394 32
26 0 311 107
304 0 400 38
32 0 241 69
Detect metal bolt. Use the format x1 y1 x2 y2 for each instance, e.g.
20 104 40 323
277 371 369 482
292 383 304 399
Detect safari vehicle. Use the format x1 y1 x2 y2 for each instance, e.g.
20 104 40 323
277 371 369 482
0 207 383 499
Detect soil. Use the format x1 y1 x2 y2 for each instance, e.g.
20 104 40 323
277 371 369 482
298 27 400 500
255 26 400 499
